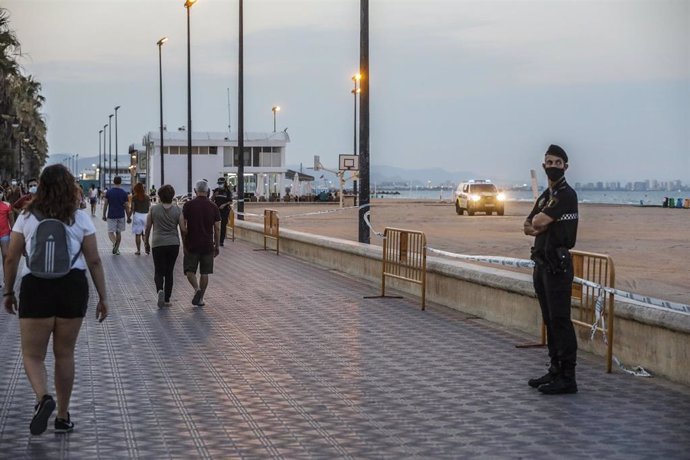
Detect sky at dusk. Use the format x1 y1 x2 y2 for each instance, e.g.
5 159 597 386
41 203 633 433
3 0 689 184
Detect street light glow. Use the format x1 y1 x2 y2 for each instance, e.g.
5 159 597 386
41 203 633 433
272 106 280 113
157 36 168 46
184 0 197 8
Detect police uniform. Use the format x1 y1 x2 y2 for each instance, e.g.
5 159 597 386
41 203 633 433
211 183 232 245
527 173 579 393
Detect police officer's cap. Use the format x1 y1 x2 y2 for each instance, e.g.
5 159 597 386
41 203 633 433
545 144 568 163
217 177 226 185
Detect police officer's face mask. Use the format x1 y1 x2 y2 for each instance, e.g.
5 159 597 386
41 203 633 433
544 166 565 182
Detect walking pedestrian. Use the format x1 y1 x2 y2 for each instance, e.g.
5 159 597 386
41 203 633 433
128 183 151 255
0 190 14 271
211 177 232 246
12 177 38 215
523 144 579 395
3 164 108 435
88 184 98 217
102 176 129 255
180 180 220 307
144 185 183 308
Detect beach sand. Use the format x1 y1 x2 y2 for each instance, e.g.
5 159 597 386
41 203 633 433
243 199 690 305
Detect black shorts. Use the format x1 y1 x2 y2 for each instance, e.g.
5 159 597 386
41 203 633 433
18 269 89 319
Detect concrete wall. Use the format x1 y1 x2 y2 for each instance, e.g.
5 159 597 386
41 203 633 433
234 220 690 387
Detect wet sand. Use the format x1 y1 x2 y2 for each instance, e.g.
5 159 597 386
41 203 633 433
243 199 690 305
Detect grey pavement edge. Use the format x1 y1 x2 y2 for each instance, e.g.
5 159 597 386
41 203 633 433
1 213 689 459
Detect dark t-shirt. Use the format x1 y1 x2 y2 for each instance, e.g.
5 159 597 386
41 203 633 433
212 187 232 215
132 196 151 213
182 196 220 254
105 187 129 219
528 177 578 258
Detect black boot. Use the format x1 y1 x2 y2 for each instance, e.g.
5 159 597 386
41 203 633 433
528 364 560 388
538 367 578 394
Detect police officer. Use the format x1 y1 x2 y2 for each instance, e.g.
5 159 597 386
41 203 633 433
211 177 233 246
523 144 579 394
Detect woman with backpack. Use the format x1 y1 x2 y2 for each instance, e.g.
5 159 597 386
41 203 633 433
3 164 108 435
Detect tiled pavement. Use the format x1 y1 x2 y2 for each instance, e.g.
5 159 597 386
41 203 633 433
1 215 689 459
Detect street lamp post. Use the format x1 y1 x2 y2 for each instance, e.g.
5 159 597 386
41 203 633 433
114 105 121 181
272 106 280 132
358 0 370 244
184 0 197 196
157 36 168 186
237 0 245 219
108 114 113 187
352 73 361 205
99 129 103 186
103 124 108 189
76 153 79 178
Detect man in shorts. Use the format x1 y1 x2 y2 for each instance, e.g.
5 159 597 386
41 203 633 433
181 180 220 307
102 176 130 255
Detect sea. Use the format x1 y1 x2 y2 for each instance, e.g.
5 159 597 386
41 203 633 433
372 189 689 206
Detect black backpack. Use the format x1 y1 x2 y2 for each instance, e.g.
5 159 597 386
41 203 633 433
26 211 81 279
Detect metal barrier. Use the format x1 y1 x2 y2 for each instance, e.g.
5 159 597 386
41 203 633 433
571 250 616 372
228 209 235 242
372 227 427 310
263 209 279 255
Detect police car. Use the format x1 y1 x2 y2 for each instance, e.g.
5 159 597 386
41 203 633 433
454 179 505 216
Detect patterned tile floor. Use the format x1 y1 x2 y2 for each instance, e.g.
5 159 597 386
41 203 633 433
1 216 689 459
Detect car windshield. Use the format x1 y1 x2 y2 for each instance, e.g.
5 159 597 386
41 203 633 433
470 184 497 193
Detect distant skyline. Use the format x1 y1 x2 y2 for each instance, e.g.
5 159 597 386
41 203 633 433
4 0 689 184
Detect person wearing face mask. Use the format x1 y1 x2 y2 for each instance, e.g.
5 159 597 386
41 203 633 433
523 144 579 395
12 178 39 215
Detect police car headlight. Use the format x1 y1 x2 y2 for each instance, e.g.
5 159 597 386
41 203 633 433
497 193 506 201
470 194 481 202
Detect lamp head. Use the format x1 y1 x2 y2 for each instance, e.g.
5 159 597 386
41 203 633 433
115 105 121 111
157 37 168 46
184 0 197 8
272 106 281 113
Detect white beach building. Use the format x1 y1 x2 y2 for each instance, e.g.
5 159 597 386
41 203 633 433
139 130 290 200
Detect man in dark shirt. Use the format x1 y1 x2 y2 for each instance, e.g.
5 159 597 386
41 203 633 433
523 144 579 395
181 180 221 307
102 176 130 255
12 177 38 214
211 177 232 246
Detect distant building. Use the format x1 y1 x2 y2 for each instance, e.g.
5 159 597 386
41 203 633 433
140 130 290 199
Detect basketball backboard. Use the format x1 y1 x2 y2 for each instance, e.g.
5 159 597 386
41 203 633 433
339 154 359 171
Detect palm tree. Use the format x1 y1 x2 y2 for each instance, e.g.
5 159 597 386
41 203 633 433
1 7 48 180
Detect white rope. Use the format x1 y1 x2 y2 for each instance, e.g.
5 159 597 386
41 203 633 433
426 247 690 315
362 210 385 238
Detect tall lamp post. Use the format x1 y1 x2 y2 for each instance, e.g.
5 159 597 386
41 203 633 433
99 129 103 186
358 0 370 244
352 73 361 204
103 124 108 189
108 114 113 187
271 106 280 132
157 36 168 186
237 0 245 219
184 0 197 196
114 105 121 181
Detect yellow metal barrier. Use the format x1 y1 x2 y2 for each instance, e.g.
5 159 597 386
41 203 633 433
571 250 615 373
263 209 279 255
381 227 427 310
228 210 235 242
